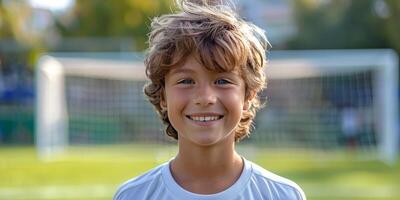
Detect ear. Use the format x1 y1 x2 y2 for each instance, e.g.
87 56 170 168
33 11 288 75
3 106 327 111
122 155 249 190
160 99 167 111
243 91 256 111
160 90 167 111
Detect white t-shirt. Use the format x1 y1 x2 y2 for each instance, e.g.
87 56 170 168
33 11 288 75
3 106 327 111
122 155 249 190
114 158 306 200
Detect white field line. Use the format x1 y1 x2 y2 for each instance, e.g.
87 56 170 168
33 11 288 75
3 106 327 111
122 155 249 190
0 185 399 199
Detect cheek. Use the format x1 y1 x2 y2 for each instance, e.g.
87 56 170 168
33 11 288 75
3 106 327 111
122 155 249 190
165 88 189 109
221 90 245 111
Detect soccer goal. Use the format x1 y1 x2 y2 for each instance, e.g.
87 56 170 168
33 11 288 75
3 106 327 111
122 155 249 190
35 50 399 164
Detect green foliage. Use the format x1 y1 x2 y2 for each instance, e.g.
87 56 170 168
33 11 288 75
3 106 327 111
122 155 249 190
288 0 400 53
0 1 43 46
381 0 400 52
0 1 13 38
0 0 46 70
57 0 174 50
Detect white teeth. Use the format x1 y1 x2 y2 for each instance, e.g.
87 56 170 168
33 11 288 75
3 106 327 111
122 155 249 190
189 115 221 122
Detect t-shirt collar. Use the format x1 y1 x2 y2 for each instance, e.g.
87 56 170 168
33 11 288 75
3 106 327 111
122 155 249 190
161 157 252 200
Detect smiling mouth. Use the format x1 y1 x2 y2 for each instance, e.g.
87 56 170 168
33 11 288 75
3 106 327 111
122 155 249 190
186 115 224 122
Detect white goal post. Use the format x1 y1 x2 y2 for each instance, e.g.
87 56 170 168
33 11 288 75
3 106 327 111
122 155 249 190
35 50 398 164
263 49 398 165
35 53 146 158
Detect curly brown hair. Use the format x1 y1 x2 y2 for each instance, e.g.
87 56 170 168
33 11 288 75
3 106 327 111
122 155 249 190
143 0 270 141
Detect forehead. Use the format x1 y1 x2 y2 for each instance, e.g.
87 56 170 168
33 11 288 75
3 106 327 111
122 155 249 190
169 55 241 75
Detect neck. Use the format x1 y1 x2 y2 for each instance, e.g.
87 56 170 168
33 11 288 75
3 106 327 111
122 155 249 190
177 149 239 176
171 137 243 181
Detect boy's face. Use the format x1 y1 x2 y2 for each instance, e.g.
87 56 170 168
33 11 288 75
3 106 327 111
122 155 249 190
162 55 248 146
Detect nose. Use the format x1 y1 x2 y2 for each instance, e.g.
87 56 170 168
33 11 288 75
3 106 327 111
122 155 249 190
194 83 217 106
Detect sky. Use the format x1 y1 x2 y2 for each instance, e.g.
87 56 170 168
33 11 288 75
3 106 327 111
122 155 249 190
29 0 74 11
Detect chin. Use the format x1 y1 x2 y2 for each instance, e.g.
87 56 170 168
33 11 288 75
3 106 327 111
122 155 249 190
190 137 217 146
191 134 230 147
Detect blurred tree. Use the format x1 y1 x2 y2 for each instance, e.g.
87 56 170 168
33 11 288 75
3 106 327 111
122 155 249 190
0 0 44 47
288 0 400 53
381 0 400 52
56 0 174 50
0 0 44 71
0 0 14 38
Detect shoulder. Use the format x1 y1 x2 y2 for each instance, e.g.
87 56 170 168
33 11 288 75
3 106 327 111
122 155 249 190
113 163 167 200
246 160 306 200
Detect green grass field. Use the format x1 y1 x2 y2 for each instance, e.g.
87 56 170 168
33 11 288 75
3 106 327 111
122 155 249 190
1 145 399 200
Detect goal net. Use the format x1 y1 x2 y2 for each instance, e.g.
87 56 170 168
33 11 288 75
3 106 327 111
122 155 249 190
35 50 398 164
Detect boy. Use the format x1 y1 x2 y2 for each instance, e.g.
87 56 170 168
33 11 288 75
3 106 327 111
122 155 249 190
114 0 306 199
